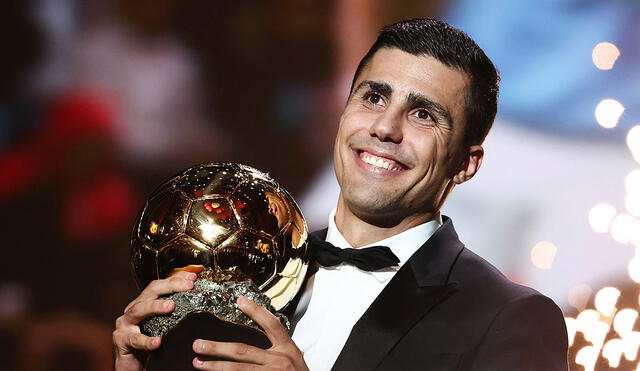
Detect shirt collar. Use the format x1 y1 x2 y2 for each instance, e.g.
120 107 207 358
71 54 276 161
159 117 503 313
324 208 443 283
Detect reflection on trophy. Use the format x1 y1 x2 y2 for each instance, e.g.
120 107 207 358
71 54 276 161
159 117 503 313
130 162 309 370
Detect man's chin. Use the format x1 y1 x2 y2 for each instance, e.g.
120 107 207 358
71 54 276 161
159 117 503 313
344 197 407 227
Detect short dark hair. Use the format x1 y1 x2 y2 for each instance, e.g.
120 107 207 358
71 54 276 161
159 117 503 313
351 18 499 146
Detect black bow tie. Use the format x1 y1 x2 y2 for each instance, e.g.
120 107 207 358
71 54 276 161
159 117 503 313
308 234 400 271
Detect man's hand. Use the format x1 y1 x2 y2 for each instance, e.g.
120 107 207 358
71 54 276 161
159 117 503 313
192 296 308 371
112 268 200 371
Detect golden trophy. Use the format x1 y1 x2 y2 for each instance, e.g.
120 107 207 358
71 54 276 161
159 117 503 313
131 162 309 370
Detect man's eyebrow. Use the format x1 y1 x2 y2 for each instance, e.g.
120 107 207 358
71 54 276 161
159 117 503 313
352 80 392 96
407 92 453 125
352 81 454 125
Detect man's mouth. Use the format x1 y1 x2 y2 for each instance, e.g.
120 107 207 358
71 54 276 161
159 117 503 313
358 150 405 171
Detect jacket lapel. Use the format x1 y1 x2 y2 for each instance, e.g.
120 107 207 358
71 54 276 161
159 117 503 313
332 217 464 371
282 229 327 320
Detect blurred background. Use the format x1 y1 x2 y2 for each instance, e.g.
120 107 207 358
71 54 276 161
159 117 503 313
1 0 639 369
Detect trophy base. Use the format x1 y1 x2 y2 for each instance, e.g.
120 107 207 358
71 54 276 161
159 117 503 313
146 311 271 371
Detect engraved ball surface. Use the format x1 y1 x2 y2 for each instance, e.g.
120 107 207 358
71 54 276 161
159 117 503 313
131 162 309 310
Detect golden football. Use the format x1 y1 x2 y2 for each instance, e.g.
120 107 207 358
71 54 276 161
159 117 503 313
131 162 309 310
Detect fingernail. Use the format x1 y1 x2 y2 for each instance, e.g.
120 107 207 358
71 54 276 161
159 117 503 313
237 296 248 307
187 272 197 281
194 339 205 352
194 357 204 366
151 338 161 347
164 300 173 310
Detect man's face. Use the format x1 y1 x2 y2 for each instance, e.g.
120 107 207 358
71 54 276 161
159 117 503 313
333 47 479 225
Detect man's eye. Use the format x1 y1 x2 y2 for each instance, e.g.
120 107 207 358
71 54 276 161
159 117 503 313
366 93 383 105
415 109 433 121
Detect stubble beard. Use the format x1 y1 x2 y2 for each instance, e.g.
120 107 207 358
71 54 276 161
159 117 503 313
341 184 414 227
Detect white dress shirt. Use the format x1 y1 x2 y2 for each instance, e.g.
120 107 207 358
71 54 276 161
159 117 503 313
290 209 442 371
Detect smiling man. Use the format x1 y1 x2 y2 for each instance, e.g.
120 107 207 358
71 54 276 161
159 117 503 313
114 18 568 371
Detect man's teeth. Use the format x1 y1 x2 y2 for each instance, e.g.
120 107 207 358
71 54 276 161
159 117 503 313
360 152 401 170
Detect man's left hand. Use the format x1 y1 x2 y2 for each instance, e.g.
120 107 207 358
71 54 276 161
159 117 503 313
192 296 308 370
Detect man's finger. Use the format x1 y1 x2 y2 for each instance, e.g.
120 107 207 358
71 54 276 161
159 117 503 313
127 332 161 351
170 264 205 276
192 339 272 365
137 274 196 301
122 299 175 325
236 296 290 345
193 358 261 371
113 326 161 354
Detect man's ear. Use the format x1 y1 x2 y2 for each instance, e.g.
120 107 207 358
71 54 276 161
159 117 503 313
453 145 484 184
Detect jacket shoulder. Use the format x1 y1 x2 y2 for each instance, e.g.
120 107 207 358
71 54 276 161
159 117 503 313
451 246 545 305
451 248 568 369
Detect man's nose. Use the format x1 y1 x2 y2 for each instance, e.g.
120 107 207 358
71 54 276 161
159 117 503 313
369 111 403 143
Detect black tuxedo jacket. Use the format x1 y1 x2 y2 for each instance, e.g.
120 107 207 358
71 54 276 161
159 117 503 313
289 217 568 370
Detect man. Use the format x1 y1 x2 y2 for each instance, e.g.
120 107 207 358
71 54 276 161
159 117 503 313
113 18 568 370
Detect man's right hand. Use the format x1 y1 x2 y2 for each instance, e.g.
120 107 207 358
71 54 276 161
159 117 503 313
112 269 200 371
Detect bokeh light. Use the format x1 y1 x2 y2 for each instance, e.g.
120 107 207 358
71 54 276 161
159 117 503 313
530 241 557 269
568 284 592 311
629 258 640 283
568 17 636 371
627 170 640 194
633 230 640 249
603 338 625 367
627 193 640 217
621 332 640 362
584 320 613 348
595 287 621 317
614 309 638 336
592 42 621 70
566 317 577 347
577 309 602 328
589 203 617 233
595 99 624 129
628 126 640 163
610 214 639 244
576 345 599 371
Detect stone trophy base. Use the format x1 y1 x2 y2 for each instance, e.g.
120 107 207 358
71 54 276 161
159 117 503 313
145 312 271 371
141 277 289 371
